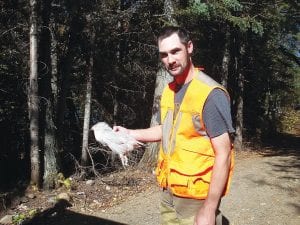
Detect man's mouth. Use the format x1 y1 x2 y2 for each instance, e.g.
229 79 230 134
169 66 179 71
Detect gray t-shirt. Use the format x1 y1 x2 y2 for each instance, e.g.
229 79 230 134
203 89 235 137
169 82 235 138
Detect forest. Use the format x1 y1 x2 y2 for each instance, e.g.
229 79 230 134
0 0 299 196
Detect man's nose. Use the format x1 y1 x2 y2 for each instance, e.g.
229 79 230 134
167 54 175 64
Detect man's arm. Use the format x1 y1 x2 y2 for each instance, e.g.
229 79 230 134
113 125 162 143
194 132 232 225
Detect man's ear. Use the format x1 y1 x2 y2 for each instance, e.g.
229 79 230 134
187 40 193 54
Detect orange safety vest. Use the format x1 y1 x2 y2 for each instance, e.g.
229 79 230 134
156 69 234 200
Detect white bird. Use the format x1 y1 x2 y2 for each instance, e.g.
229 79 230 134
91 122 143 167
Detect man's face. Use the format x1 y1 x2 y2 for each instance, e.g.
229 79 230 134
158 33 193 77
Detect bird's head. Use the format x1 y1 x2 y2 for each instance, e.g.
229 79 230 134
90 122 110 132
90 122 112 144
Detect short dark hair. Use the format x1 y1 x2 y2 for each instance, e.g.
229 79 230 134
157 26 191 44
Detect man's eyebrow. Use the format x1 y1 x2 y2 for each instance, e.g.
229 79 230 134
159 47 181 54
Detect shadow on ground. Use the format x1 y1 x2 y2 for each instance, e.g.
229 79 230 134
258 116 300 156
258 130 300 179
260 131 300 158
23 200 127 225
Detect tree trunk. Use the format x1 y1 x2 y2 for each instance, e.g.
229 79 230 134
37 0 61 189
234 75 244 151
81 59 93 166
138 69 172 168
81 30 95 167
43 102 60 189
164 0 178 25
29 0 41 187
50 15 58 109
221 29 230 88
234 39 245 151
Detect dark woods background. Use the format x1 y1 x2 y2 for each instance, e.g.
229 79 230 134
0 0 299 191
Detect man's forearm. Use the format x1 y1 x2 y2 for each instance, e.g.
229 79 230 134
204 133 232 210
128 125 162 142
204 153 231 210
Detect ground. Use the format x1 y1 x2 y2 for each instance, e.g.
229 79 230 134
1 122 299 225
94 150 300 225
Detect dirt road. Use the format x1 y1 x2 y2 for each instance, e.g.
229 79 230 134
95 150 300 225
4 126 299 225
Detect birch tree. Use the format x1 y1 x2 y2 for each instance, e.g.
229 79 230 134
81 55 93 167
81 19 95 167
29 0 41 187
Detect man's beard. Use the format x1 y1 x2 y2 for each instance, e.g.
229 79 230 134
167 60 190 77
167 65 184 77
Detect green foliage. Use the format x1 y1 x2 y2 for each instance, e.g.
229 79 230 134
57 173 72 190
250 20 264 36
12 209 39 225
222 0 243 11
180 1 264 35
229 16 263 35
12 213 26 225
189 1 210 18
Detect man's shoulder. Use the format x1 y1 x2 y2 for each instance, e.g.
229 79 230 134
208 88 228 99
194 71 223 88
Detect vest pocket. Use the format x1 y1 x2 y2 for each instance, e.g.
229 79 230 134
167 160 213 199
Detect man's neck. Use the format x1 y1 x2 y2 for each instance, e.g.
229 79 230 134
174 63 195 85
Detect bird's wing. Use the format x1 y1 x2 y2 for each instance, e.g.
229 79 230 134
101 130 124 145
107 142 128 155
117 130 144 146
92 123 123 145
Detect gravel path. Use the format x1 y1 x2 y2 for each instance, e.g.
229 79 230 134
95 153 300 225
221 154 300 225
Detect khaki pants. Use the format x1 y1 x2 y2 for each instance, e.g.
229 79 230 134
160 189 229 225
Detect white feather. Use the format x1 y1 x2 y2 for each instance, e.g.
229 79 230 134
91 122 143 166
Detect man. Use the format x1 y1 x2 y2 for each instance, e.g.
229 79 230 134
114 26 234 225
